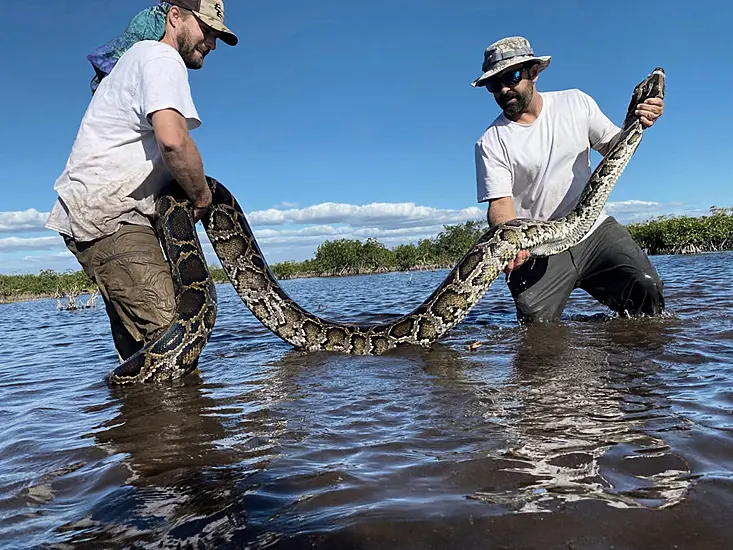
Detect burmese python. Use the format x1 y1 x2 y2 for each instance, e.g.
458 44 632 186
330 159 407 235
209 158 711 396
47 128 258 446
106 190 218 384
107 67 665 384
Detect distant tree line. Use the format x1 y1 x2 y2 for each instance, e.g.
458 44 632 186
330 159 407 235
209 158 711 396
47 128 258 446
626 206 733 255
2 208 732 302
0 269 94 303
269 220 488 279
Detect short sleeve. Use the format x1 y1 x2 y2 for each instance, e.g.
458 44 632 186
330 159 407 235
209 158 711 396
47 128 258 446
140 56 201 131
582 91 620 153
475 136 513 203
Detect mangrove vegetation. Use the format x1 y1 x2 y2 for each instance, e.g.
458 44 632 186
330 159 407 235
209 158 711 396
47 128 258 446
626 206 733 255
2 207 732 303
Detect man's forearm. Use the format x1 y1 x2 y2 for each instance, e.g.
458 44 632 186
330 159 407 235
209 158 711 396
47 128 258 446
597 130 622 157
487 197 518 227
160 137 211 208
488 209 517 227
487 196 529 271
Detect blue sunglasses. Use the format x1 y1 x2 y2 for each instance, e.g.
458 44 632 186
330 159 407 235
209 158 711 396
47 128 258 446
485 67 527 93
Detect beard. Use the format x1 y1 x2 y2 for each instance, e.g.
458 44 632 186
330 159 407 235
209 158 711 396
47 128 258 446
177 27 207 69
498 84 533 118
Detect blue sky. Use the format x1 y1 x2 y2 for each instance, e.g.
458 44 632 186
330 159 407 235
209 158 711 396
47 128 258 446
1 0 730 274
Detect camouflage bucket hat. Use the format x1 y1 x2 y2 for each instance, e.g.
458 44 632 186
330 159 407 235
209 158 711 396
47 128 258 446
169 0 238 46
471 36 550 88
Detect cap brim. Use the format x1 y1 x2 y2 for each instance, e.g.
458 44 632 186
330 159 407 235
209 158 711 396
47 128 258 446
471 55 551 87
193 11 238 46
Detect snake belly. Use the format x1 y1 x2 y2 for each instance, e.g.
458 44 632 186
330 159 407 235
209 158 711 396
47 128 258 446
106 67 664 382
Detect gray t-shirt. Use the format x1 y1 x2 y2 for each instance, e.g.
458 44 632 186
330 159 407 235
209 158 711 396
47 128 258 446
46 41 200 241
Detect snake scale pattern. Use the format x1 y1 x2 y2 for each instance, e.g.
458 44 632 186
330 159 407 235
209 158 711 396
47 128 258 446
107 67 665 384
106 190 218 384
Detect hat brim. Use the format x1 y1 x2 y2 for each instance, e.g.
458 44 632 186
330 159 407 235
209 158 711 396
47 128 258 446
471 55 551 88
193 11 238 46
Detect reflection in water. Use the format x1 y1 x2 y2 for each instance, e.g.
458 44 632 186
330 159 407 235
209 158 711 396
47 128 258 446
64 322 694 544
3 253 733 548
466 320 692 512
53 367 292 548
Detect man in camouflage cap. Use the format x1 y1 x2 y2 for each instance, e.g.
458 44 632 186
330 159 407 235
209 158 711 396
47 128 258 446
46 1 238 362
472 36 665 322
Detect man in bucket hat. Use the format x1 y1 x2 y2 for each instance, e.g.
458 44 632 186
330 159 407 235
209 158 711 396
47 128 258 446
45 1 238 362
472 36 665 322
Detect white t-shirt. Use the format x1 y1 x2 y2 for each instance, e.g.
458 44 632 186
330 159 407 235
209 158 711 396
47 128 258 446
46 40 201 241
475 89 620 239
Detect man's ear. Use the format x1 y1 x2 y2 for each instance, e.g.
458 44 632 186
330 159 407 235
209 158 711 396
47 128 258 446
167 5 183 29
530 64 541 82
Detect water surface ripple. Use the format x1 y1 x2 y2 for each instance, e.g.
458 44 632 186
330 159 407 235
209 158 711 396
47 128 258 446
1 252 732 549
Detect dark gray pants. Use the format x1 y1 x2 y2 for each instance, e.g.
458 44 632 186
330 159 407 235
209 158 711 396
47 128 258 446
507 216 664 322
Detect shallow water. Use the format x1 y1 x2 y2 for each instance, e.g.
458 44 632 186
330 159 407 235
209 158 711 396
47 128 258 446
1 252 733 549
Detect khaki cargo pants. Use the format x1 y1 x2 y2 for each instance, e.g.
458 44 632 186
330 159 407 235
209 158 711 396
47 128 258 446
63 223 176 361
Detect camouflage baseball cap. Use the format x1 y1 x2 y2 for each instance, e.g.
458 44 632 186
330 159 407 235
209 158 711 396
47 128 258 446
169 0 238 46
471 36 550 87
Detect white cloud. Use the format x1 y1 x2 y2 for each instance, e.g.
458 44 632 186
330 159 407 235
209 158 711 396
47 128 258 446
0 209 50 233
247 202 484 229
3 198 711 273
606 200 662 214
185 202 486 265
0 236 63 251
253 225 338 240
22 250 74 263
0 249 78 274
